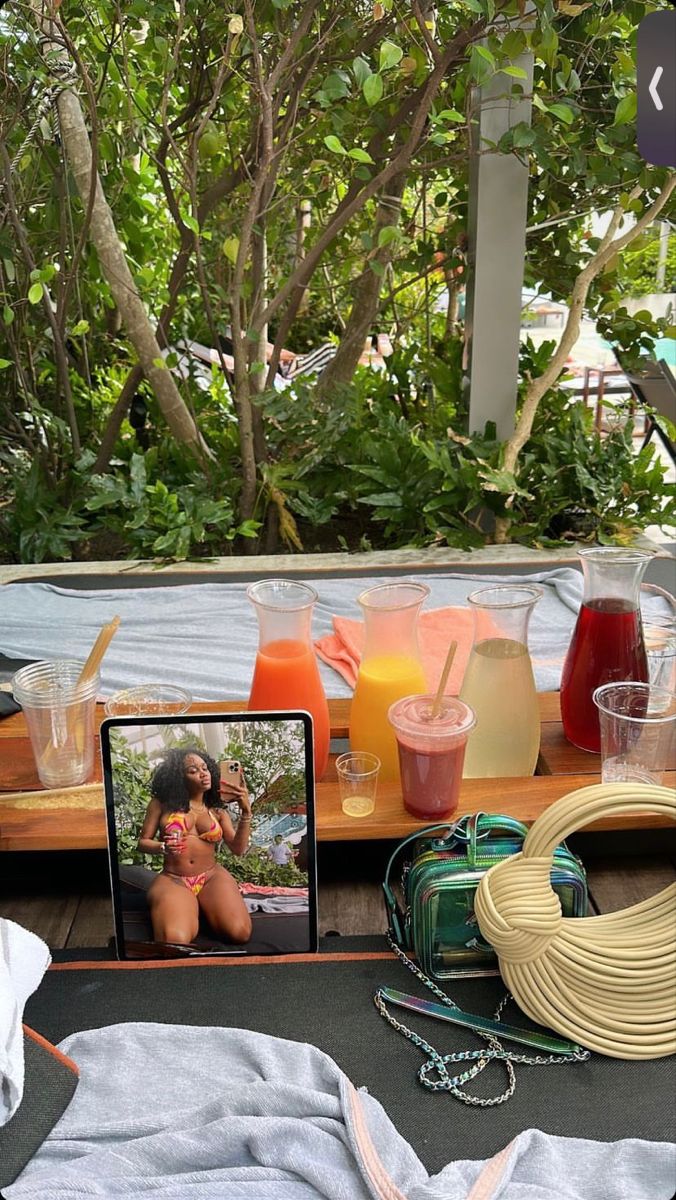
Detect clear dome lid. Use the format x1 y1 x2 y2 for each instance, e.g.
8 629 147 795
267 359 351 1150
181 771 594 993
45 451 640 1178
388 693 476 741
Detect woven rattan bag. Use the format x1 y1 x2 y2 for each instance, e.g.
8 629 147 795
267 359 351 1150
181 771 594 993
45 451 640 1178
474 782 676 1060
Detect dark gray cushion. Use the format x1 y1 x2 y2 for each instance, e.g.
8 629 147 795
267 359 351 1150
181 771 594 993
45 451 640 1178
0 1028 78 1190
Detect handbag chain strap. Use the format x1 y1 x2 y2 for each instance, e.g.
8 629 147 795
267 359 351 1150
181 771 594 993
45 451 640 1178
374 933 590 1107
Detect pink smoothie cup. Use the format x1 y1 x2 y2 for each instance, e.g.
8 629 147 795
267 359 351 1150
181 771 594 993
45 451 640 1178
388 694 476 819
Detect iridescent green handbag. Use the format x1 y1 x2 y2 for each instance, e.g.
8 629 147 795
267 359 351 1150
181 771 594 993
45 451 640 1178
383 812 588 979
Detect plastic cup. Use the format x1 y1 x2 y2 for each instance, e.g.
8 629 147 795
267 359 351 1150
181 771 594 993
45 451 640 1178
388 694 476 819
335 752 380 818
12 660 100 789
103 685 193 717
593 682 676 786
643 624 676 709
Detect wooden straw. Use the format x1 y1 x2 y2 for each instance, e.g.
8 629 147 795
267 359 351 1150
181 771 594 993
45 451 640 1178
78 616 121 685
430 639 457 719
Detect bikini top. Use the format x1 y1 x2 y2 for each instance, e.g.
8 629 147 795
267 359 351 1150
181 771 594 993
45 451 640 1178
163 809 223 844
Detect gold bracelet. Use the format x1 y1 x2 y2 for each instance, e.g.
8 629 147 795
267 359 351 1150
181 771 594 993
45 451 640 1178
239 814 252 823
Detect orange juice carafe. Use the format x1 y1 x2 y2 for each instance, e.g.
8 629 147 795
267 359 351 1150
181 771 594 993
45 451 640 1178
247 579 330 780
349 582 429 782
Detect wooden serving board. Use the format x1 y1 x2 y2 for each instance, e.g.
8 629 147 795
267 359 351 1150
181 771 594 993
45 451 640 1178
1 694 672 851
1 772 674 852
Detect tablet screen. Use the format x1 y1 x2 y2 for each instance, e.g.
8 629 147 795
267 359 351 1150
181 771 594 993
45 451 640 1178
100 711 317 959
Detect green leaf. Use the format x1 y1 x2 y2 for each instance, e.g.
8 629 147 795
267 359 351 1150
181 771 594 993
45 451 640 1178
2 304 13 325
377 225 402 248
71 319 90 336
0 358 12 369
358 491 403 507
613 93 636 126
363 73 384 107
222 236 240 263
512 122 535 147
182 213 199 234
501 65 527 79
548 103 575 125
436 108 465 123
324 134 347 155
379 40 403 72
502 30 525 56
352 57 371 86
475 45 495 68
322 72 350 101
27 283 43 305
348 147 375 163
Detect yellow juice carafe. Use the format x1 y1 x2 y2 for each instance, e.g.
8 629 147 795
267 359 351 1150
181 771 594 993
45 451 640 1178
349 582 429 781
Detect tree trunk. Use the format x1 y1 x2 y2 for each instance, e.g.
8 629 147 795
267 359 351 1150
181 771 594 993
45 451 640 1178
26 4 209 461
314 174 406 400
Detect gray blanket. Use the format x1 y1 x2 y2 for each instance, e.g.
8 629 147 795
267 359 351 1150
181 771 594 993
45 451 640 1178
0 572 671 699
5 1023 675 1199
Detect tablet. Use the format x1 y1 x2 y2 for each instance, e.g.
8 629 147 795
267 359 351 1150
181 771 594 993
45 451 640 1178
100 711 318 960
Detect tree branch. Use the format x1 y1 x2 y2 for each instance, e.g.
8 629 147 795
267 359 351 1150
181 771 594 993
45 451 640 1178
494 175 676 543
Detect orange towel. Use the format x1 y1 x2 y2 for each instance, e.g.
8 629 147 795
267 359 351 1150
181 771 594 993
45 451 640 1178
315 607 475 696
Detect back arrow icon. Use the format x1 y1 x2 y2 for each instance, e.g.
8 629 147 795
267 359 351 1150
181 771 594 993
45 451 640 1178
649 66 664 111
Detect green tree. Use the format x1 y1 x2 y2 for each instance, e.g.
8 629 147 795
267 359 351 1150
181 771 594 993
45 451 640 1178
0 0 672 559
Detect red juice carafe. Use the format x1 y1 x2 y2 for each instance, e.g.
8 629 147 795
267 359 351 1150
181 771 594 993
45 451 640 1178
247 579 330 780
560 548 654 753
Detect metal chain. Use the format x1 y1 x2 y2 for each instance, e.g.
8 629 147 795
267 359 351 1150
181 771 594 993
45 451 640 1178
374 933 589 1107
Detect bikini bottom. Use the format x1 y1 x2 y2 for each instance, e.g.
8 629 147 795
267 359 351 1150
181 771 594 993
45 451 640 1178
165 867 217 897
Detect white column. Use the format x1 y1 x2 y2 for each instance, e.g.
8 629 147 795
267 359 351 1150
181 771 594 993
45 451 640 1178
465 53 534 438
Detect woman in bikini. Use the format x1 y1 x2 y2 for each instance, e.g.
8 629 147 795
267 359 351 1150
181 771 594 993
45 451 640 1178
138 747 253 946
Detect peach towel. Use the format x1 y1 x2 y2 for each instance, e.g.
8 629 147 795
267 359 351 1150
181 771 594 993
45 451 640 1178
314 607 474 696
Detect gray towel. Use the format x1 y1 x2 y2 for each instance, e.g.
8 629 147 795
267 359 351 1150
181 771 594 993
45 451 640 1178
5 1022 675 1199
0 572 671 700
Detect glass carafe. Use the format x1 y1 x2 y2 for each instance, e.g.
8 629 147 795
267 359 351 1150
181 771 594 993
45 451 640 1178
349 582 429 782
459 585 542 778
247 579 330 780
560 548 653 753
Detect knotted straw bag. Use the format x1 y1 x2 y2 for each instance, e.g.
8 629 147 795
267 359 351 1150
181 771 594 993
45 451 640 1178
475 782 676 1060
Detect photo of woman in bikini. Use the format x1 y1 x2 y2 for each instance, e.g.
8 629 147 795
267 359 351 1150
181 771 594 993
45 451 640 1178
138 746 254 946
106 716 314 958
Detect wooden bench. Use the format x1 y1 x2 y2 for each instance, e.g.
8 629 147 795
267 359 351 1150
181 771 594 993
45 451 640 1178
0 694 673 852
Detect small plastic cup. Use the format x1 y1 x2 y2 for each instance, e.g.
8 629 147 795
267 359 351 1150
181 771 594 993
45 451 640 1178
593 681 676 786
12 660 100 789
103 684 193 717
388 694 476 819
335 752 380 818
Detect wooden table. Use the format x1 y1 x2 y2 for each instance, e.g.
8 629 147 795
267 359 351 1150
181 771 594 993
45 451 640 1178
0 694 673 851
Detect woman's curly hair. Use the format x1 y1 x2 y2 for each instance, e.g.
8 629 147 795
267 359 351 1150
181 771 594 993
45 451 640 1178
150 747 222 812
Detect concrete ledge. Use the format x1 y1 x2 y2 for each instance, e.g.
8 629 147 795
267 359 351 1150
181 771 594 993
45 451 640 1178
0 534 671 586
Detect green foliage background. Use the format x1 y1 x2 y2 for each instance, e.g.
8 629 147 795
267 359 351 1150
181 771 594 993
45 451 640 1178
0 0 673 563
